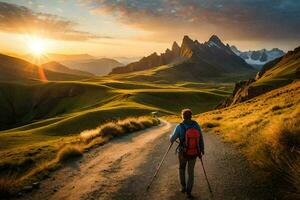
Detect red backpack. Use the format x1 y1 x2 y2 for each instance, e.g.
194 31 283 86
180 123 200 156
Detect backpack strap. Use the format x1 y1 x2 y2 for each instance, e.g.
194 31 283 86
179 123 186 144
175 123 186 154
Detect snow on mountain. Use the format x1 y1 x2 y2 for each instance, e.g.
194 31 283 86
230 46 285 68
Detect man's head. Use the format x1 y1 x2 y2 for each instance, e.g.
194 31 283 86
181 108 192 120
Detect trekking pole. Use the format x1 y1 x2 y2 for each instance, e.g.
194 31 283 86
146 142 174 191
199 157 214 197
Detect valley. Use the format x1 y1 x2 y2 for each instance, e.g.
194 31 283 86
0 33 299 199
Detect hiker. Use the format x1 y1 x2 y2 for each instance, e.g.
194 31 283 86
170 108 204 199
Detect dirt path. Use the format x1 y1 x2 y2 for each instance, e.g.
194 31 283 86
19 121 273 200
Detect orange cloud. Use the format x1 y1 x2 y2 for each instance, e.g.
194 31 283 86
0 2 110 41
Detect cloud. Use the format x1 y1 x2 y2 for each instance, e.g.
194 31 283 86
87 0 300 42
0 1 106 41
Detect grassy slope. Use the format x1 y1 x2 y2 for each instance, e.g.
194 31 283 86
197 81 300 197
0 77 232 174
254 58 299 87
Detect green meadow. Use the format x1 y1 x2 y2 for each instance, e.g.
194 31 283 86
0 76 232 178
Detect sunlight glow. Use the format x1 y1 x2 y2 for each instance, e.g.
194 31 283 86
28 37 47 56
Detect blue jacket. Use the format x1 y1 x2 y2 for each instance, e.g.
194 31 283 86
170 119 204 153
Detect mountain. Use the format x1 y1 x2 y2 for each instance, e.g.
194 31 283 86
41 61 94 77
114 56 141 65
0 54 87 82
62 58 123 75
220 46 300 107
46 53 95 61
231 46 285 68
110 35 255 82
22 53 96 65
111 41 182 74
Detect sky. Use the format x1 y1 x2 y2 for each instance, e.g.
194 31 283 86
0 0 299 58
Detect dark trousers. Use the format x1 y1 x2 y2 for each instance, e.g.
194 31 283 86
178 153 197 194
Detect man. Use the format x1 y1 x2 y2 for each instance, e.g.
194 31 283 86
170 109 204 199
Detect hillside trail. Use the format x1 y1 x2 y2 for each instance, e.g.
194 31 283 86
19 120 274 200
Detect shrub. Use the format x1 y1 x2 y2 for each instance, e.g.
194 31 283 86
213 116 223 120
56 145 83 163
100 122 124 137
202 122 220 129
129 120 145 130
137 117 154 128
80 128 101 143
272 105 282 111
117 119 136 133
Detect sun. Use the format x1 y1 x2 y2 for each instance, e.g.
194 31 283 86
28 37 46 56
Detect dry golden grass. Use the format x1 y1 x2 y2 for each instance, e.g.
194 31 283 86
196 81 300 197
80 116 160 143
56 145 83 162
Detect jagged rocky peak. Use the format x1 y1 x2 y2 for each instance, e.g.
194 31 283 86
149 52 158 57
180 35 195 58
171 41 181 56
172 41 180 51
182 35 195 47
208 35 224 46
165 48 172 53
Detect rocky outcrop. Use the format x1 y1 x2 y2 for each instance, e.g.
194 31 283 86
218 78 264 107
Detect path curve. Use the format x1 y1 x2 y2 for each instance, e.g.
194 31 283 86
19 120 273 200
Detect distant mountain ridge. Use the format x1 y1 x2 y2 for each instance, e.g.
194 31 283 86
23 53 123 76
231 46 285 68
41 61 93 77
220 46 300 107
46 53 95 61
110 35 255 82
61 58 123 76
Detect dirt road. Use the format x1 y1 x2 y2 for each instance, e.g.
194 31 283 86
20 120 273 200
